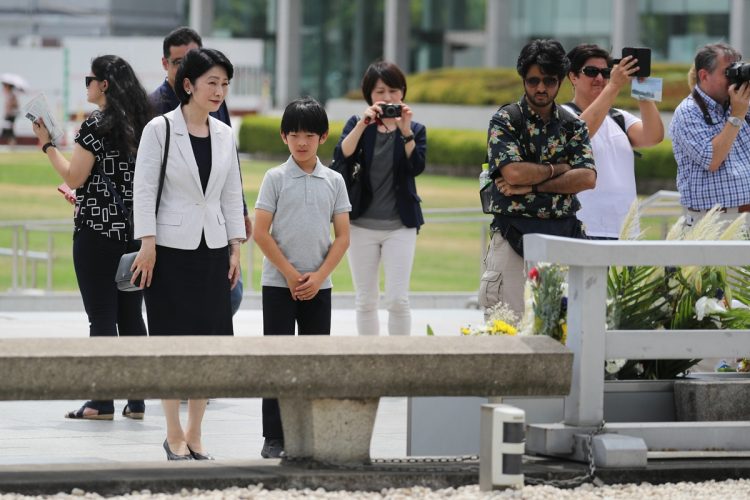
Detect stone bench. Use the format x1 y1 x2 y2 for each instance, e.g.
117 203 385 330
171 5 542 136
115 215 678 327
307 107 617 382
0 335 572 464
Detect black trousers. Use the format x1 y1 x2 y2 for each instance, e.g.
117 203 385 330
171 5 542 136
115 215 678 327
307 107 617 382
261 286 331 439
73 227 147 413
73 227 146 337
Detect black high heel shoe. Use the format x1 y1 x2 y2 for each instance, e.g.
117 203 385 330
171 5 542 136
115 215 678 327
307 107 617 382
187 445 214 460
163 439 192 461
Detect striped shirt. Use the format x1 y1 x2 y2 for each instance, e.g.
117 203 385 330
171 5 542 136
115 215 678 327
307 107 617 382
670 85 750 210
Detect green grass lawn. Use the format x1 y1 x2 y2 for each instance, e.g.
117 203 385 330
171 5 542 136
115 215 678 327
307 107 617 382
0 151 681 293
0 151 484 292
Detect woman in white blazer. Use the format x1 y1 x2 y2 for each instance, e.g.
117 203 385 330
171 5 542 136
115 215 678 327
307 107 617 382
132 47 245 461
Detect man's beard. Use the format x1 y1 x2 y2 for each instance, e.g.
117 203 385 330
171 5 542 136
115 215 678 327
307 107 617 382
525 87 559 109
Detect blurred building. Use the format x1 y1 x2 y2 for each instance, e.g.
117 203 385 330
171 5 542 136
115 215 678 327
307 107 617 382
0 0 185 44
1 0 747 106
199 0 747 106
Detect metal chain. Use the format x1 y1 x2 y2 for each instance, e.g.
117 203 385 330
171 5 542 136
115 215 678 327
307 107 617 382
281 455 479 474
283 423 609 489
525 420 607 489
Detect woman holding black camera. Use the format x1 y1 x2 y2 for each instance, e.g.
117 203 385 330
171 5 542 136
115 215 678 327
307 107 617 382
332 60 426 336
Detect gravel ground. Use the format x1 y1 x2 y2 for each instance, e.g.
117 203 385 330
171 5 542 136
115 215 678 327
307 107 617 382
3 480 750 500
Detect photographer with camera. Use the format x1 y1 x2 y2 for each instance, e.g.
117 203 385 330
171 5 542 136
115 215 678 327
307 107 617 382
332 60 426 336
670 42 750 227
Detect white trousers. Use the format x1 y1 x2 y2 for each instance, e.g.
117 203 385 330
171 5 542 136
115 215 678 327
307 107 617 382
347 224 417 336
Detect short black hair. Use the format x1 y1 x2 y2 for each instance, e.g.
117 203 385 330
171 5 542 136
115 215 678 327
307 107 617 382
174 47 234 105
517 39 570 80
163 26 202 59
567 44 611 74
280 97 329 136
695 42 741 73
361 60 407 105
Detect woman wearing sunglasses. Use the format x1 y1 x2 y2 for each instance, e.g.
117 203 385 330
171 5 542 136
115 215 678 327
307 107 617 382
564 44 664 240
32 55 153 420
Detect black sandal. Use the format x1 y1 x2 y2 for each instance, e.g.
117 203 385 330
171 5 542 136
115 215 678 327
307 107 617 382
122 402 145 420
65 401 114 420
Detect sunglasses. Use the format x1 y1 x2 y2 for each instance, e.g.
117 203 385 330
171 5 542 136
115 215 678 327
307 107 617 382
525 76 559 88
85 76 100 88
581 66 612 79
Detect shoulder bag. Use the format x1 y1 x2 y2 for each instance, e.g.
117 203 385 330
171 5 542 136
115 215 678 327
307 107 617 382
115 115 170 291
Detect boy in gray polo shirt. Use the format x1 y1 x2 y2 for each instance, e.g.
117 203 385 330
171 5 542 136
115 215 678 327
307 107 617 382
253 97 351 459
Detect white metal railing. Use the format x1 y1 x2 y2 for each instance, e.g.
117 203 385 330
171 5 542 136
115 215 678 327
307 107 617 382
523 234 750 426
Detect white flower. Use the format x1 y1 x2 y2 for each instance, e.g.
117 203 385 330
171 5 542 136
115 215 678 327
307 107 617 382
605 359 626 374
694 296 726 321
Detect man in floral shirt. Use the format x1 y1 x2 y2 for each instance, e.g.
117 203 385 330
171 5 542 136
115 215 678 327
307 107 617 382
479 39 596 318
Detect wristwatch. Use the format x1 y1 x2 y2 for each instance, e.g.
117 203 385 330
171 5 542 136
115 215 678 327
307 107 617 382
727 116 743 128
401 134 415 144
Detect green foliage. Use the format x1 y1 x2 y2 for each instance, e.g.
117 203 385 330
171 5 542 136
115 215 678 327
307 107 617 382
239 115 486 168
531 266 566 343
634 140 677 180
350 64 692 111
240 114 675 185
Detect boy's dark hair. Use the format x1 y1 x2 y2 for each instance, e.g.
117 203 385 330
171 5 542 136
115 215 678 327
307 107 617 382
280 97 329 136
567 44 611 74
361 60 407 105
163 26 202 59
517 39 570 80
174 48 234 105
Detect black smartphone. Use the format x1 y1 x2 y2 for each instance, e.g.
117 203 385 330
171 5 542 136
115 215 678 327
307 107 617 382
621 47 651 78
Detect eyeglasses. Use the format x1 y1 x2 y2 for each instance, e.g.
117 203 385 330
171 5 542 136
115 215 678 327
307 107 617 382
524 76 559 88
581 66 612 79
85 76 100 88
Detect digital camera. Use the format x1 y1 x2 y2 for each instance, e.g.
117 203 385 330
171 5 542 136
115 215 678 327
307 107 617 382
380 103 402 118
725 62 750 86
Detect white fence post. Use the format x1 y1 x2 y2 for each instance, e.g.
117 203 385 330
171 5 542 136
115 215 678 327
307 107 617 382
564 264 607 426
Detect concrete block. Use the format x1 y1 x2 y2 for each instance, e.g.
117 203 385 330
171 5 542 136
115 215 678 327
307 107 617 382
674 379 750 421
280 397 379 464
588 433 647 468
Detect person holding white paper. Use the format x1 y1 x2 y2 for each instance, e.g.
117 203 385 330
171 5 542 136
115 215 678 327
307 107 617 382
32 55 152 421
564 44 664 239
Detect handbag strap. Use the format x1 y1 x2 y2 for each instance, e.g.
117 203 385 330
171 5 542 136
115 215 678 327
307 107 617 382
94 114 171 221
96 160 131 221
155 115 170 216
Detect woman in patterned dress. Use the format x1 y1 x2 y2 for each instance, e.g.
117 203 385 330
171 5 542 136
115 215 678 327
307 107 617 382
32 55 153 421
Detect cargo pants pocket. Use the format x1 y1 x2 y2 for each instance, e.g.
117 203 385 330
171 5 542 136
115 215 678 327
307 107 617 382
478 270 502 311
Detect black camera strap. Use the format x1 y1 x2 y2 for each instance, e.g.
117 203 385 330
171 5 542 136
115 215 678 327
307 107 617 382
692 88 715 126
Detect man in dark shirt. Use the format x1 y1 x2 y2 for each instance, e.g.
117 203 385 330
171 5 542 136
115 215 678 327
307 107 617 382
151 26 251 315
479 39 596 318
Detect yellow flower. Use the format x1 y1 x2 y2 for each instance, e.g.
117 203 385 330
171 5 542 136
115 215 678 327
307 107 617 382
492 320 518 335
561 323 567 344
460 327 472 336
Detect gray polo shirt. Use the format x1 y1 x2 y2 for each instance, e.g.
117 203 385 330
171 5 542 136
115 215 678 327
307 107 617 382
255 156 351 289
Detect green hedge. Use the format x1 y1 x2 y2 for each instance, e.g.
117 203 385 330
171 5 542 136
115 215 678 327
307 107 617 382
346 64 692 111
635 140 677 180
239 115 487 168
239 115 676 181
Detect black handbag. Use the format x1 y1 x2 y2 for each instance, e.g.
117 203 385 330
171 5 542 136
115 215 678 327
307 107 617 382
115 115 170 292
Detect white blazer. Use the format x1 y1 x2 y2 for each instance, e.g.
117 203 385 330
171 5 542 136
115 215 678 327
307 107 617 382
133 107 245 249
